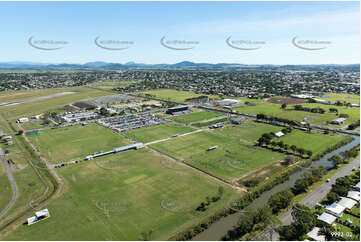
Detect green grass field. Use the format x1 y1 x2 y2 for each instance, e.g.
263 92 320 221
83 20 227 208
169 111 224 124
319 93 360 104
136 89 220 103
0 164 12 216
234 98 360 127
28 124 131 163
185 141 285 182
125 122 195 143
215 121 283 143
150 131 231 160
278 130 349 156
4 148 239 241
21 121 53 131
0 87 113 119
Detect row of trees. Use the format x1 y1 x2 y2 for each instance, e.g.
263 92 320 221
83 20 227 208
256 114 300 126
196 187 224 212
294 105 326 114
221 206 275 240
257 132 313 158
292 167 326 195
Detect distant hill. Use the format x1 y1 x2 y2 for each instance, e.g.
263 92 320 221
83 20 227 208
0 61 359 72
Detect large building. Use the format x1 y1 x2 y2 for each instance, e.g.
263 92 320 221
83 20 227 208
166 105 189 115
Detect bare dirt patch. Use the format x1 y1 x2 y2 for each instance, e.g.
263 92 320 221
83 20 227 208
266 97 307 104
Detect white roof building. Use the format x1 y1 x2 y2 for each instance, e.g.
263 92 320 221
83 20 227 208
275 131 285 138
325 203 345 217
27 208 50 225
307 227 325 241
337 197 357 210
317 212 337 225
347 191 360 202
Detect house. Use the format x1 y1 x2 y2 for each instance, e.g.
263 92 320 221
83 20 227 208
337 197 357 210
307 227 326 241
275 131 285 138
347 191 360 202
325 203 345 217
27 208 50 225
330 118 346 125
317 212 337 225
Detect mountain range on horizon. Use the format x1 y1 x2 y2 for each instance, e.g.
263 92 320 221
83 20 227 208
0 61 359 70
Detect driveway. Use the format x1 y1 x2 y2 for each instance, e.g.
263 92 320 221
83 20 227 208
281 157 360 225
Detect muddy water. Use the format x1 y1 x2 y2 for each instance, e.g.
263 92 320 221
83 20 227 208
192 134 359 241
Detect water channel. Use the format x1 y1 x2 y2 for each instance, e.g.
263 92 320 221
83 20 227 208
193 133 360 241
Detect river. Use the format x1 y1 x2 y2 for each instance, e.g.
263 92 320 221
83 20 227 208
192 134 360 241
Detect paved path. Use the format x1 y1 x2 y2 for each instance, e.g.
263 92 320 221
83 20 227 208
0 147 18 219
281 157 360 225
144 129 203 146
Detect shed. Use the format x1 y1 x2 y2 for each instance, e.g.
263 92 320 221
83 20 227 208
317 212 337 225
330 118 346 125
325 203 345 217
275 131 285 138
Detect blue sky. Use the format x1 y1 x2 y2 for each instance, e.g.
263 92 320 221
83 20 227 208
0 1 359 64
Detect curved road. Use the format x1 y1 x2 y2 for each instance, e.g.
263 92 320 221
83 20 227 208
0 147 18 219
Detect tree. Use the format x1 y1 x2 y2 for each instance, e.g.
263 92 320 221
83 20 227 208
17 130 24 135
290 145 297 154
324 192 339 205
281 103 287 109
318 226 334 241
306 150 312 158
218 186 224 198
293 178 309 194
268 189 294 214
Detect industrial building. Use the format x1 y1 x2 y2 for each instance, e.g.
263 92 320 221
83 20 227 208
166 105 189 115
85 143 144 160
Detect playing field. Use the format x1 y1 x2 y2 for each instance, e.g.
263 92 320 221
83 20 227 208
169 111 224 124
150 131 231 160
318 93 360 104
136 89 220 103
28 124 131 163
215 121 283 143
278 130 350 156
125 122 195 143
234 98 360 127
4 148 239 241
185 141 285 182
